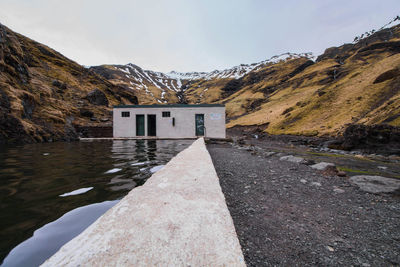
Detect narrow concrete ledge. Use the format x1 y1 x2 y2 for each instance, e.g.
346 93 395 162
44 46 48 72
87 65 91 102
42 138 245 266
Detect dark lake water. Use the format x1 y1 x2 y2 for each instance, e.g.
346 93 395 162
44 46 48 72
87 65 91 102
0 139 193 266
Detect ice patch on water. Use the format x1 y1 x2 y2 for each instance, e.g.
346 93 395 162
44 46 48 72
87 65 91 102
131 161 150 166
59 187 93 197
105 168 122 174
150 165 165 173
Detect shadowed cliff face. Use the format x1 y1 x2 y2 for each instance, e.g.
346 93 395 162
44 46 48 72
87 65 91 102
0 23 138 143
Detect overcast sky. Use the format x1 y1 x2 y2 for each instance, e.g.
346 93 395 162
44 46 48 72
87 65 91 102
1 0 399 72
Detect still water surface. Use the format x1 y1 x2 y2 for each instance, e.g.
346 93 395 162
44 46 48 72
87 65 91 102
0 139 193 266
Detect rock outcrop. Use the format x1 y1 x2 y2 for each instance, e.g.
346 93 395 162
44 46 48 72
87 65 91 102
341 124 400 154
85 89 109 106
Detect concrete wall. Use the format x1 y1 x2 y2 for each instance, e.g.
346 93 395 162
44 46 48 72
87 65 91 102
42 138 245 266
113 106 225 139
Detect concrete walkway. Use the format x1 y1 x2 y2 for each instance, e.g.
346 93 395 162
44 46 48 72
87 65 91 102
42 138 245 266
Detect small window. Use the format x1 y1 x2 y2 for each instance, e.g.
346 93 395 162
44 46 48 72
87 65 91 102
121 111 130 117
162 111 170 117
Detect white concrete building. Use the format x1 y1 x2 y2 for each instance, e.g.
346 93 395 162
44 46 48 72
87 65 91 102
113 104 225 139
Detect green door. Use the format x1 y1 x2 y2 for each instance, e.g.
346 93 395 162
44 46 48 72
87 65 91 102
136 115 145 136
195 114 204 136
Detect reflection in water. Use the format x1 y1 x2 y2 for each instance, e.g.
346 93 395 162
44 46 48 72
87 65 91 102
1 200 119 267
0 139 193 266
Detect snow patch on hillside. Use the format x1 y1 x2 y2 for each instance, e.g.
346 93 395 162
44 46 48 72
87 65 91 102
166 52 314 81
95 52 314 103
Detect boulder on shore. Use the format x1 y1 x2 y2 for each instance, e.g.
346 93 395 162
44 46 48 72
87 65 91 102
349 175 400 194
310 162 335 171
279 155 306 164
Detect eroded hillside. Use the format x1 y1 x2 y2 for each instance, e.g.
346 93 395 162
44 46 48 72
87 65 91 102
221 24 400 136
0 23 138 143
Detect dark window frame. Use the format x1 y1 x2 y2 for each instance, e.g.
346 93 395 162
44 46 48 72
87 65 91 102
121 111 130 117
162 111 171 117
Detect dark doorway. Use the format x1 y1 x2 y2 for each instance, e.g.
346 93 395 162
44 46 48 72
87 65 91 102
195 114 204 136
136 115 145 136
147 114 156 136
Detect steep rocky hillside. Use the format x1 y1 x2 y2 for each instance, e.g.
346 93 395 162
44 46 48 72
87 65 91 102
0 23 138 143
221 23 400 136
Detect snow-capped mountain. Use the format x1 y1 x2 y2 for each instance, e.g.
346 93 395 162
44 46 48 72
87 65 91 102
167 52 314 80
90 52 314 104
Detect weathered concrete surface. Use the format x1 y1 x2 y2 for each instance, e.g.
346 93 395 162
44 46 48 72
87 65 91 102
42 138 245 267
349 175 400 194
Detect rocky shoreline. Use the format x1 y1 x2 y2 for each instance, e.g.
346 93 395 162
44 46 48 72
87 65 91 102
227 123 400 156
207 138 400 266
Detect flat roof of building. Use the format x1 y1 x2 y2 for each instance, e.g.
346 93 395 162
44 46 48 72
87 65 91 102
114 104 225 108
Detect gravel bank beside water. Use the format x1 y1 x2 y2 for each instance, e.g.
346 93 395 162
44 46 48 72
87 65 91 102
207 142 400 266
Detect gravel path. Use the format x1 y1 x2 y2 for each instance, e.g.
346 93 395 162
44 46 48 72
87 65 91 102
207 142 400 266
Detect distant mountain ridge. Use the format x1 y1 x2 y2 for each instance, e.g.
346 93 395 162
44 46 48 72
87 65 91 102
90 52 314 104
166 52 315 80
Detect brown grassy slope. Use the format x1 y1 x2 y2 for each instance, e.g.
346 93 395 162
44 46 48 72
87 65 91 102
0 23 138 143
183 78 232 104
183 24 400 137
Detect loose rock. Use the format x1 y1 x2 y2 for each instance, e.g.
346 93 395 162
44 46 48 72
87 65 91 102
333 187 345 193
310 162 335 171
349 175 400 194
311 182 322 187
264 152 276 157
279 155 306 164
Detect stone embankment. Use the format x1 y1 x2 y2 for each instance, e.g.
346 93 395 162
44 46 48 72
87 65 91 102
42 138 245 266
